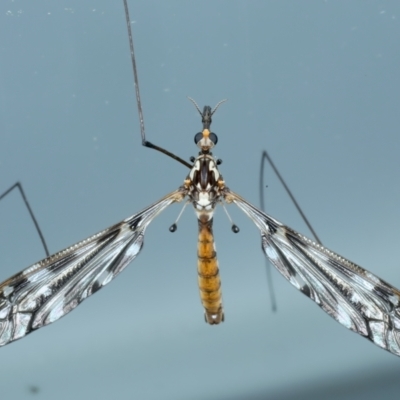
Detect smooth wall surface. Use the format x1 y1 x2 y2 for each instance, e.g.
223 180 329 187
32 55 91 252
1 1 400 399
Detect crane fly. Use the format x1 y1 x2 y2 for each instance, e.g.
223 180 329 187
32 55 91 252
1 0 400 358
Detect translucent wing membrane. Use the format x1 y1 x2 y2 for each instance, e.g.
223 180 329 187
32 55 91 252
0 189 185 346
224 187 400 356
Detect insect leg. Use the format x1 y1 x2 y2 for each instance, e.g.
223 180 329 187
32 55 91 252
260 150 322 244
123 0 192 169
259 150 322 312
0 182 49 257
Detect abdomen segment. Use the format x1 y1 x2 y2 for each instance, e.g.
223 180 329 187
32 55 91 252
197 217 224 324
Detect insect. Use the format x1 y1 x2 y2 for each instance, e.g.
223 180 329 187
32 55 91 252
1 0 400 358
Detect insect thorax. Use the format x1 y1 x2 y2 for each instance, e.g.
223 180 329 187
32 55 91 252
185 154 224 216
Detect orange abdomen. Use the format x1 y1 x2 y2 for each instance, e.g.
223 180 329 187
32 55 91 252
197 217 224 324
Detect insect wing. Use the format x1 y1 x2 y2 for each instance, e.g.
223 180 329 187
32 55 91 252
0 189 185 346
224 188 400 356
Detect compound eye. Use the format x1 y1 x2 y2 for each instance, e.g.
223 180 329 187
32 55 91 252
209 132 218 145
194 132 203 144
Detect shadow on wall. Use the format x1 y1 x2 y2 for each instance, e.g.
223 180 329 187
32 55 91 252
221 364 400 400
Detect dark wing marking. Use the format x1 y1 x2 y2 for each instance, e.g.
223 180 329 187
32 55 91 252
0 188 186 346
223 187 400 356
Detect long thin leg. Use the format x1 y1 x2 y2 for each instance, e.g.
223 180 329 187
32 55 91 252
123 0 192 169
259 150 322 312
260 150 322 244
0 183 49 257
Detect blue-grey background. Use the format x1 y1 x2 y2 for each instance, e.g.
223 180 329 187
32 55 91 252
1 1 400 399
